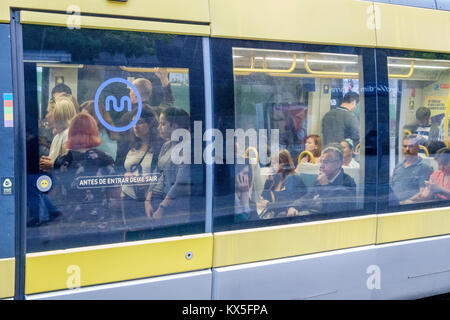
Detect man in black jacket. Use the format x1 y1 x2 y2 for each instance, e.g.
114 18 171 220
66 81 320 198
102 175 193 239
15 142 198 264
322 91 360 146
287 145 356 216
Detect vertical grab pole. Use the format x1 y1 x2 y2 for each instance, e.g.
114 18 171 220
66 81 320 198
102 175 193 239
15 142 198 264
444 74 450 147
10 10 27 300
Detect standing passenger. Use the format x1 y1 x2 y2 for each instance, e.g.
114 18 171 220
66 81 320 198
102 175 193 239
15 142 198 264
322 91 360 146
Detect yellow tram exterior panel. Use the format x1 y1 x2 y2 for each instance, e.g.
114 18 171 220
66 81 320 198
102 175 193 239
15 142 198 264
375 3 450 54
1 0 210 24
0 258 15 299
25 234 213 295
376 208 450 244
209 0 377 48
20 11 210 36
213 215 377 268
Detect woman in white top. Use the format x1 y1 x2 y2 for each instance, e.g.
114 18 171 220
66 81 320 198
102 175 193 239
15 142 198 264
340 139 360 168
121 106 164 224
39 96 77 171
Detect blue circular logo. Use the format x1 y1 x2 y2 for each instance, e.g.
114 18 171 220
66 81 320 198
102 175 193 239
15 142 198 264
94 78 143 132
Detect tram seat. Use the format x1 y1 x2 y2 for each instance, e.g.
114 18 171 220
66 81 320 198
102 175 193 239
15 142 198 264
296 163 320 189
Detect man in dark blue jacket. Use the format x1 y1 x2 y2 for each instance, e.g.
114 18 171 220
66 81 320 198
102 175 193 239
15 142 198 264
287 145 356 216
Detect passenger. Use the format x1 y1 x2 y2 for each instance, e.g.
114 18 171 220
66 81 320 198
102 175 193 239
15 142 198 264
144 107 192 225
259 149 306 218
51 83 72 98
234 163 259 223
340 139 360 168
392 134 434 203
116 71 174 171
425 140 446 157
80 100 118 161
287 146 356 216
39 96 77 171
58 93 80 113
52 113 118 230
402 148 450 203
404 107 438 144
122 107 165 224
321 91 360 146
301 134 322 164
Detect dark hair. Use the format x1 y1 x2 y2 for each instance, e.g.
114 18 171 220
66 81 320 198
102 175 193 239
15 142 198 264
426 140 447 156
416 107 431 122
435 148 450 166
130 106 164 155
160 106 190 130
51 83 72 97
342 91 360 104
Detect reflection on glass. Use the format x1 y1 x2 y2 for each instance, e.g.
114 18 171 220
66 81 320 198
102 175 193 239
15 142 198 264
388 56 450 206
24 26 205 252
216 47 365 227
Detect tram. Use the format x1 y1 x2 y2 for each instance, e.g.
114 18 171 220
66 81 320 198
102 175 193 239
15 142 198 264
1 0 450 300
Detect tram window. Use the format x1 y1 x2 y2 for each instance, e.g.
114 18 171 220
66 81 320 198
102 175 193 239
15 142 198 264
23 25 206 252
388 56 450 206
214 47 366 227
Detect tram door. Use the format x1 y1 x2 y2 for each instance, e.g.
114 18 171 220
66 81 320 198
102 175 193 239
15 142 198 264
16 12 211 298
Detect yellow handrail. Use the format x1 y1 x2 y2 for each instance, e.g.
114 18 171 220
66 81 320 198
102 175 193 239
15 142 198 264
234 54 297 74
244 146 259 163
297 150 316 166
355 143 360 154
267 72 358 79
403 129 412 136
304 54 358 77
388 61 415 79
419 145 429 157
120 66 189 74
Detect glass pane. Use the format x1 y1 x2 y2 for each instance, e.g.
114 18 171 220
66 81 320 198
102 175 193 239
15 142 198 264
24 26 205 252
215 47 365 226
388 56 450 206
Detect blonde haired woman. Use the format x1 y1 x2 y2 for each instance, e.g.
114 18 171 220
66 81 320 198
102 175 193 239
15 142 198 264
39 96 77 171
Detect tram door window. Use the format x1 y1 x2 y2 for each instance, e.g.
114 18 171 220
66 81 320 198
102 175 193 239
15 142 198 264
214 46 366 227
22 25 206 252
388 56 450 206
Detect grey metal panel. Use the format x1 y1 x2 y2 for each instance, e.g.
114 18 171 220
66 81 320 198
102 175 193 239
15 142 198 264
436 0 450 10
212 235 450 299
26 270 212 300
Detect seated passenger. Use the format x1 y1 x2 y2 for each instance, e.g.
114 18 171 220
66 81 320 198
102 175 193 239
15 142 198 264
259 149 306 218
392 134 433 203
425 140 446 157
287 146 356 216
145 107 194 226
234 163 259 223
340 139 359 168
404 107 439 144
402 147 450 203
80 100 118 161
52 113 119 230
39 96 77 171
122 107 164 224
300 134 322 164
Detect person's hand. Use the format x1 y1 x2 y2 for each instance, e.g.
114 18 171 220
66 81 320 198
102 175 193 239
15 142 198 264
145 200 153 218
124 171 137 178
426 180 444 194
155 68 169 87
236 173 250 207
301 156 308 164
153 207 163 219
257 199 269 210
317 171 329 186
39 156 54 171
287 207 299 217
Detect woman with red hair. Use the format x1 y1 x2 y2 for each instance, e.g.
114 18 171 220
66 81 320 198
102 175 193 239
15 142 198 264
52 113 120 239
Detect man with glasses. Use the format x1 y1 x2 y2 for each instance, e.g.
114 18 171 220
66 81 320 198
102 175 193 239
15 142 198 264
392 134 433 203
287 145 356 216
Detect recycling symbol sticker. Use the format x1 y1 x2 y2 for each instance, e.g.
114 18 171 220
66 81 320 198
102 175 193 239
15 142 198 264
1 177 13 195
